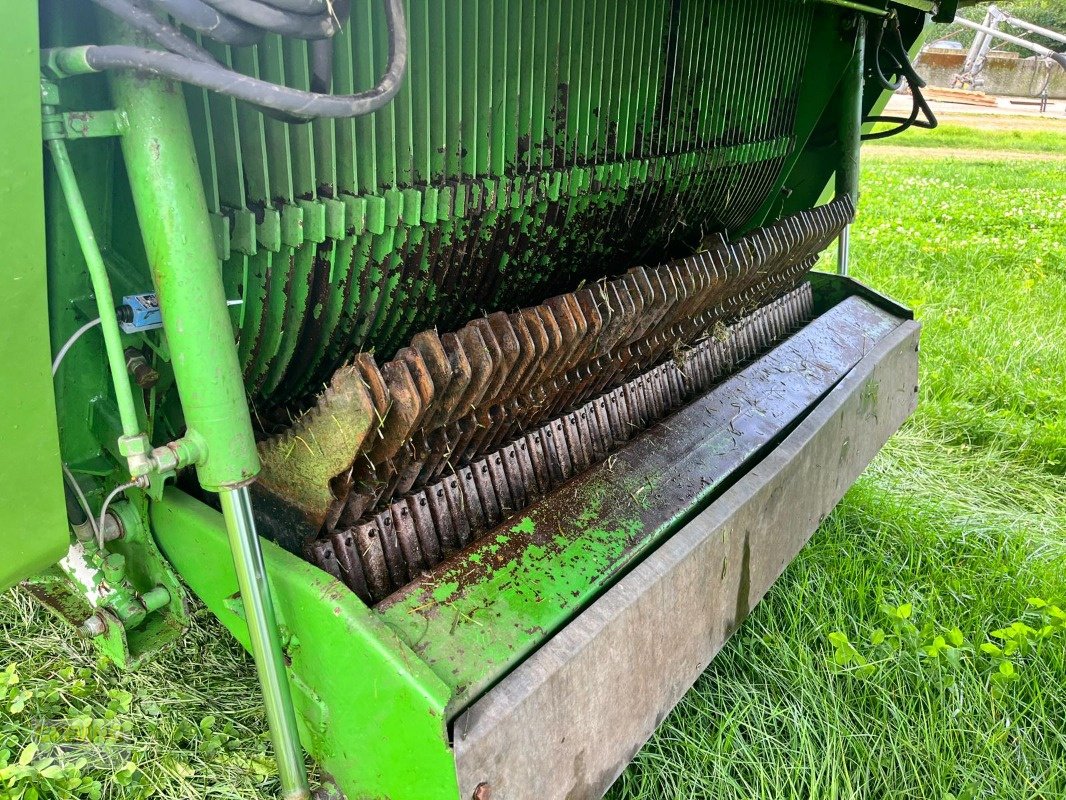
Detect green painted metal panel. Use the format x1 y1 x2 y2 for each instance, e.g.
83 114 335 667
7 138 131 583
150 489 460 800
0 5 68 591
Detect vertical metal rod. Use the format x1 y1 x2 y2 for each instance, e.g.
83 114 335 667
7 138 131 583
220 487 310 800
837 227 851 277
836 16 866 277
47 138 141 439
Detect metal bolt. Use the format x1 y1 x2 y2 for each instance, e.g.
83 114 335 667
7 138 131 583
125 347 160 389
79 614 107 638
472 783 492 800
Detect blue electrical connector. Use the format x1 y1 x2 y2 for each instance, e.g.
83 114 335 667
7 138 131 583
118 293 162 333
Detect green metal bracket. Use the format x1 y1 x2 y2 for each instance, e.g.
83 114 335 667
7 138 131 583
43 109 130 141
151 488 462 800
40 80 129 141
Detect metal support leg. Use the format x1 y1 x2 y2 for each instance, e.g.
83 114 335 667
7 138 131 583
221 487 310 800
837 16 865 276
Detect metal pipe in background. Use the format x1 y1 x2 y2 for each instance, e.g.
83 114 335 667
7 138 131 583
1001 11 1066 47
47 138 141 440
100 16 310 800
836 16 866 277
221 487 310 800
955 16 1066 68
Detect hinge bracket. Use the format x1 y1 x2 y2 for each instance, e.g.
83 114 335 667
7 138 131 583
40 79 129 141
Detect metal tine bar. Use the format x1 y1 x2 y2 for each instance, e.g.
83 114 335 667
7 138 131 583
287 203 852 549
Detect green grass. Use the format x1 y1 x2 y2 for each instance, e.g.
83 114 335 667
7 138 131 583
608 138 1066 799
3 125 1065 799
866 121 1066 154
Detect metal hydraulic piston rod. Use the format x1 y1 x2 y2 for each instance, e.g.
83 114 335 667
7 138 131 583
837 16 866 276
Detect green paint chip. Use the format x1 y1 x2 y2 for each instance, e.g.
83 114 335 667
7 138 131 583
432 581 459 603
511 517 536 534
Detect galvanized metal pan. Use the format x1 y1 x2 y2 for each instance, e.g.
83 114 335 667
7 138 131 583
451 307 920 800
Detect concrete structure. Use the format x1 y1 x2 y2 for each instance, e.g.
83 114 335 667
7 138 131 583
917 47 1066 99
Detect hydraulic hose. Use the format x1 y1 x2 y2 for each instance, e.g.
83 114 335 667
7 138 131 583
58 0 406 121
862 13 938 140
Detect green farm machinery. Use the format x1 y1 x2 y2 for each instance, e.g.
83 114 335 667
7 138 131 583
3 0 961 797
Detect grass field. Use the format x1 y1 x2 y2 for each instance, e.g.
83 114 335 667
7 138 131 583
3 123 1065 799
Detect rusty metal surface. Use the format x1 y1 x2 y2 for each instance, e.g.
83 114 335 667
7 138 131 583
310 284 814 603
451 317 921 800
259 199 854 546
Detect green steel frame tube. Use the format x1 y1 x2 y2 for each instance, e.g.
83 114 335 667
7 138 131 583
221 487 310 800
836 17 866 276
47 138 141 441
101 20 309 799
103 38 258 492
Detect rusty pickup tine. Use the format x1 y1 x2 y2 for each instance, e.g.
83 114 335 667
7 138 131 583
552 293 589 374
542 295 582 378
569 287 605 370
439 331 474 425
368 359 422 465
456 465 488 537
515 308 549 399
454 326 496 416
410 330 455 429
472 317 511 408
307 538 345 584
327 531 372 602
470 457 502 533
352 521 392 602
442 474 473 548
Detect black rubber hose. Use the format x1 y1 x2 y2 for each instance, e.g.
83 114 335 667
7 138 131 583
63 481 89 528
93 0 219 63
862 23 938 141
144 0 264 47
254 0 328 13
83 0 405 119
197 0 339 39
869 19 903 92
310 36 334 94
83 0 402 121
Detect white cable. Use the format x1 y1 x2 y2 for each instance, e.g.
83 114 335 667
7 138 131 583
50 299 242 378
52 317 102 377
55 299 245 545
97 480 139 550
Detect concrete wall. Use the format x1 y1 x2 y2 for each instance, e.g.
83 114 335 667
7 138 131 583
916 48 1066 99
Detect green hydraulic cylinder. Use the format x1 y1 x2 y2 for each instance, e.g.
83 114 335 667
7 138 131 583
102 20 310 800
101 43 257 492
836 16 866 276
